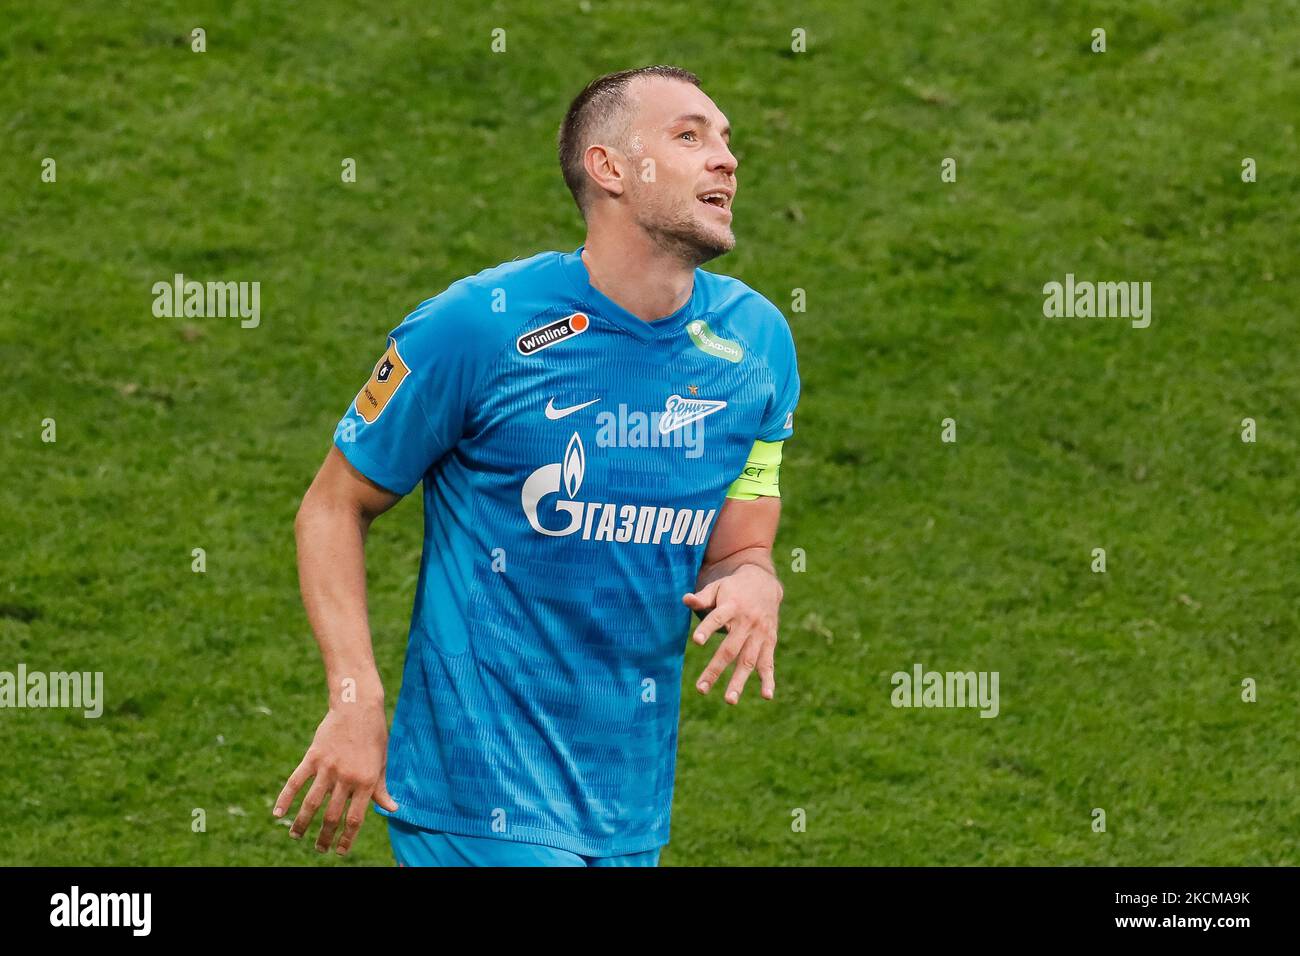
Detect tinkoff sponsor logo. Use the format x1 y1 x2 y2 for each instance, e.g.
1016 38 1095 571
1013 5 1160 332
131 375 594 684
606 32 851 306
521 432 716 545
517 312 589 355
686 319 743 363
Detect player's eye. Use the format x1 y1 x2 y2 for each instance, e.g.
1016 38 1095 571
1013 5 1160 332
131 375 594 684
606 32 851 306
678 130 697 141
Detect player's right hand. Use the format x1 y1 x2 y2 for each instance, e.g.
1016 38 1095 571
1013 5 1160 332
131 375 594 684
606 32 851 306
273 703 399 856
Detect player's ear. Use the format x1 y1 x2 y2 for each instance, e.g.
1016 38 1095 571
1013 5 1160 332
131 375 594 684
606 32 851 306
583 143 627 200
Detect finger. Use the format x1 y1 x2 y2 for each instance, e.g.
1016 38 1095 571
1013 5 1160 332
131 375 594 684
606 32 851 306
373 772 399 812
723 636 764 705
691 602 735 646
290 775 331 840
315 781 349 852
682 580 722 612
335 788 372 856
274 758 314 818
696 622 749 694
758 640 776 700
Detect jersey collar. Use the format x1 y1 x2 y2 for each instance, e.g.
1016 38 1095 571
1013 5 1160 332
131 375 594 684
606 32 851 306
559 245 698 342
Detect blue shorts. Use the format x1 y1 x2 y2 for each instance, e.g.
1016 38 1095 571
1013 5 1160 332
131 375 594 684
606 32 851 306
387 817 662 867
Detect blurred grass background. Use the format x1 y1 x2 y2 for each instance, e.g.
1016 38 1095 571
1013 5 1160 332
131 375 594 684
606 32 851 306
0 0 1296 864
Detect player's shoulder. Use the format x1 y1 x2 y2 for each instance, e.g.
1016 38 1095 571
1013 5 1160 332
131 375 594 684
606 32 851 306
413 249 562 315
392 249 565 352
458 248 565 292
694 267 795 360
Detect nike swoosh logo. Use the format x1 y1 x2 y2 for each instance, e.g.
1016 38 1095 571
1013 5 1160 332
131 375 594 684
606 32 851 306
545 397 601 420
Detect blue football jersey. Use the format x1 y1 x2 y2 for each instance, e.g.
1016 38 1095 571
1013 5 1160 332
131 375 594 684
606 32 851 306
333 245 799 856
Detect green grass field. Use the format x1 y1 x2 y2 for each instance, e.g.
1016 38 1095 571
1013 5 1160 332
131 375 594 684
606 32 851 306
2 1 1296 866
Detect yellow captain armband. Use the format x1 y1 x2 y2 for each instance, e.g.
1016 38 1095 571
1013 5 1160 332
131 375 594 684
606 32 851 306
725 439 784 500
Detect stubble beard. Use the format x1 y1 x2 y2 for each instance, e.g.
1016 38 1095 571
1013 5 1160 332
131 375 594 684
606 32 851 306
633 186 735 268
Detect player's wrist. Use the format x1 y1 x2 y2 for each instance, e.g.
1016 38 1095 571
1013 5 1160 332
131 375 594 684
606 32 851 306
741 561 784 601
324 669 386 711
708 559 783 601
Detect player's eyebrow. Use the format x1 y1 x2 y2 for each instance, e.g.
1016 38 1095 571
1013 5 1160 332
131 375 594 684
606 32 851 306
669 113 731 141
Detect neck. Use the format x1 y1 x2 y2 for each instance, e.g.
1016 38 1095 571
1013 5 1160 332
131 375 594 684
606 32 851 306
580 221 696 322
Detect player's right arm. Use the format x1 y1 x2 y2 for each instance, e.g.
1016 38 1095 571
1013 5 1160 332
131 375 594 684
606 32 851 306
275 280 502 855
274 446 401 855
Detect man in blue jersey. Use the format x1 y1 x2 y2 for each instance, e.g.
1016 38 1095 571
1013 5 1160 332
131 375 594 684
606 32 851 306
275 65 800 866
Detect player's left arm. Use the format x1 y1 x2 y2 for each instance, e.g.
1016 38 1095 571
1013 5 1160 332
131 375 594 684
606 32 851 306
686 297 800 705
683 493 784 705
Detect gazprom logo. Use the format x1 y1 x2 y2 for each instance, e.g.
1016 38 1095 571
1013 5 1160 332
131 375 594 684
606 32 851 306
561 431 584 498
521 432 716 546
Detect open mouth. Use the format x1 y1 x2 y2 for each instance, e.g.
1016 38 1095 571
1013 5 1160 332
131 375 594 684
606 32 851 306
697 191 732 214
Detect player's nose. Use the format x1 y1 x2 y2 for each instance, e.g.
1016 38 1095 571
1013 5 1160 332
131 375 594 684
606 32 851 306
708 141 738 176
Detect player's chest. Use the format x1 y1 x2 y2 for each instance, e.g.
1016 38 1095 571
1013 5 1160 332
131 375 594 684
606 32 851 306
463 315 769 501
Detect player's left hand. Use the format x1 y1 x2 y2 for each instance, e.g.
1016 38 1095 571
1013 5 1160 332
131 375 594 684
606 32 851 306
682 564 783 704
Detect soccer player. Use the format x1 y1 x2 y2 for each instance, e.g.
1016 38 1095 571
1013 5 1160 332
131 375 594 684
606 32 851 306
275 65 800 866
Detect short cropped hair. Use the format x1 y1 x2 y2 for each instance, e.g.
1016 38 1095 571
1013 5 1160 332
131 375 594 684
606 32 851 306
558 65 700 217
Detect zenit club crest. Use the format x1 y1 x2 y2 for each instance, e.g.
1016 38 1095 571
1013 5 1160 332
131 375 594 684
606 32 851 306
658 394 727 434
517 312 589 355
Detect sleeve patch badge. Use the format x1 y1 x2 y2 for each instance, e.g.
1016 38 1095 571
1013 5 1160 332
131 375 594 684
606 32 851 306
355 337 411 423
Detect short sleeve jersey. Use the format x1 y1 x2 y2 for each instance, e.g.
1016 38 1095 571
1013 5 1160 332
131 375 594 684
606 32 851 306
333 246 800 856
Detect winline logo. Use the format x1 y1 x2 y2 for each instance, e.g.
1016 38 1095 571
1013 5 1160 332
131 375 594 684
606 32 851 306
517 312 589 355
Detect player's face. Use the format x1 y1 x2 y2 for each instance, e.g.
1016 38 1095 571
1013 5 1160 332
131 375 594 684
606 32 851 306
624 78 739 266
